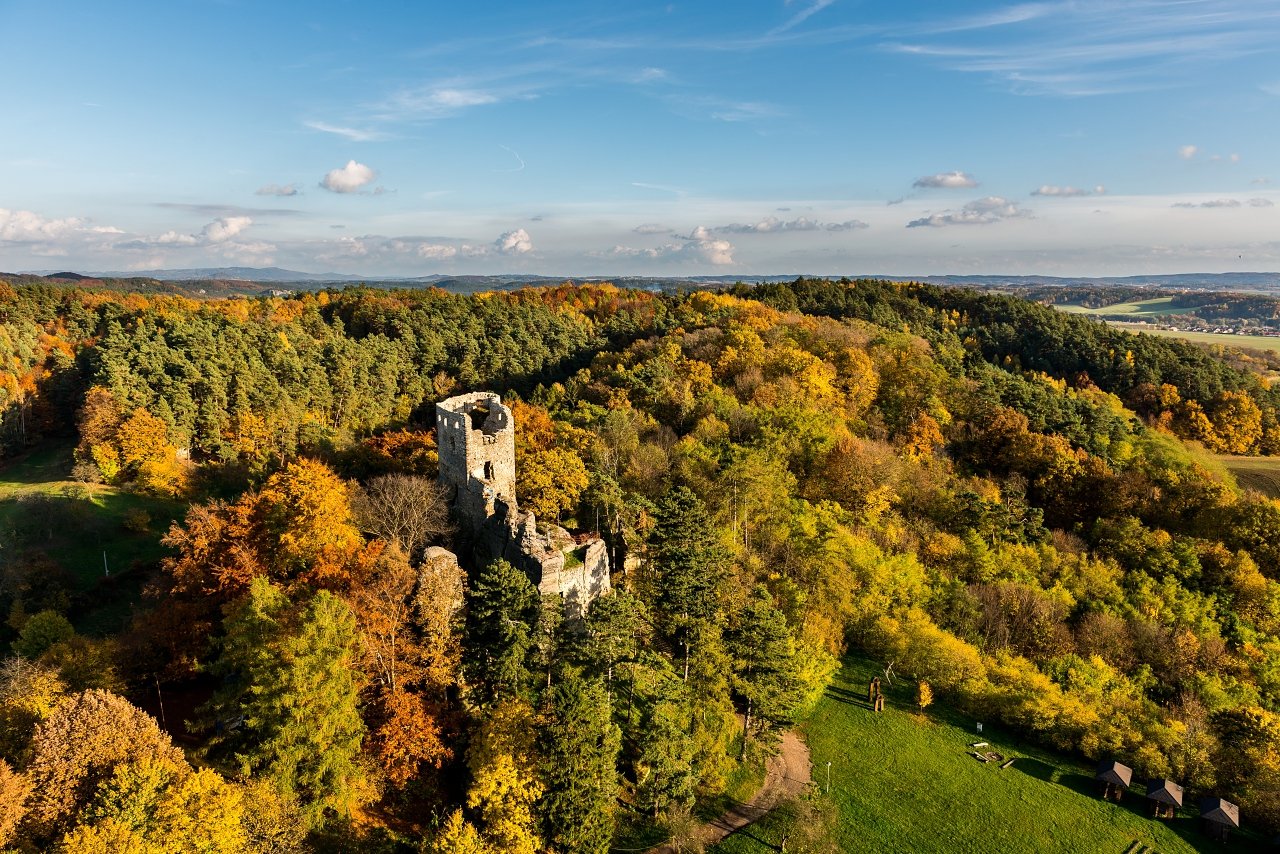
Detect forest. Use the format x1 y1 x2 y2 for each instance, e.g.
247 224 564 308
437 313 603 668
1 277 1280 851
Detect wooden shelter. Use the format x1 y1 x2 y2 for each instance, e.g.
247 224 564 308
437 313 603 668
1146 778 1184 819
1200 797 1240 842
1094 760 1132 801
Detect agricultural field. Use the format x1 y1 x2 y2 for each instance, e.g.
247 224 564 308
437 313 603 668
1114 325 1280 354
0 442 181 634
712 658 1265 853
1055 297 1198 317
1219 455 1280 499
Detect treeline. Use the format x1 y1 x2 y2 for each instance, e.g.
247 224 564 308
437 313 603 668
738 277 1280 455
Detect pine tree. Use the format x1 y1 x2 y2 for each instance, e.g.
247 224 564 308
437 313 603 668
725 586 803 758
464 560 538 705
539 674 621 854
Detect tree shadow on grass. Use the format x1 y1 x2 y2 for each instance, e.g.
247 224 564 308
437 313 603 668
824 685 872 709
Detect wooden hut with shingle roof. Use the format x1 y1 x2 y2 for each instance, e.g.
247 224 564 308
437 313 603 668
1200 797 1240 842
1095 760 1132 802
1146 778 1183 819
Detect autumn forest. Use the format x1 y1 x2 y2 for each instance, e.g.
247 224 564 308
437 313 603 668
2 277 1280 851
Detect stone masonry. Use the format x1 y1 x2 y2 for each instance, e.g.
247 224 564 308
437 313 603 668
436 391 610 616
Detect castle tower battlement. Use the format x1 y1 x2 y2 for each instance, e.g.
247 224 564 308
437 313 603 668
436 391 517 531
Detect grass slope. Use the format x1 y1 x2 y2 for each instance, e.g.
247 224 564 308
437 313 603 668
1219 455 1280 499
713 658 1263 853
0 442 181 634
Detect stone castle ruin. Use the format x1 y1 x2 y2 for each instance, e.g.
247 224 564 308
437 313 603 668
436 392 610 616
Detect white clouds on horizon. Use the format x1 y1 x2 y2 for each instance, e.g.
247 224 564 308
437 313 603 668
321 161 377 194
907 196 1032 227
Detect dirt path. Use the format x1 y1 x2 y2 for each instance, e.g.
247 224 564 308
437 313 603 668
648 729 812 853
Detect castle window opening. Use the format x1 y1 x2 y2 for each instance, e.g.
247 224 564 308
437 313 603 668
484 461 495 481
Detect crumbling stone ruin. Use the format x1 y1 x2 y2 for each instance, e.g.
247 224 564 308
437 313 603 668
436 391 610 616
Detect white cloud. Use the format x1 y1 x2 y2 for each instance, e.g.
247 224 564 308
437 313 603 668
1249 198 1276 208
1262 81 1280 96
633 223 671 234
1253 177 1272 186
201 216 253 244
117 217 256 250
321 160 377 194
825 219 872 231
913 171 979 189
1032 184 1106 197
0 209 87 242
607 227 736 266
907 196 1032 227
256 183 300 197
304 121 387 142
495 228 533 255
1179 144 1199 160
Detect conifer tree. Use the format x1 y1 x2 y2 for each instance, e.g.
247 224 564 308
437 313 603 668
539 673 621 854
202 579 368 829
464 560 538 705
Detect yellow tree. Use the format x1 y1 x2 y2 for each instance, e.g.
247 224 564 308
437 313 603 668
466 699 543 854
1210 391 1264 455
430 810 490 854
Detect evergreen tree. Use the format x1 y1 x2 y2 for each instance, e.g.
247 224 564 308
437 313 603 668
202 579 368 829
539 673 621 854
464 559 539 705
725 587 803 758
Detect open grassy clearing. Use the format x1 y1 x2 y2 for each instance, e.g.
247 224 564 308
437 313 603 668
0 442 182 634
1056 297 1198 317
711 658 1264 854
1218 455 1280 499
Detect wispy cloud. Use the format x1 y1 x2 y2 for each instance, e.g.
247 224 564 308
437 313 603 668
1032 184 1105 197
304 121 388 142
1179 144 1199 159
773 0 838 35
907 196 1032 227
707 215 869 233
886 2 1280 96
255 184 301 197
1172 198 1241 208
376 85 500 121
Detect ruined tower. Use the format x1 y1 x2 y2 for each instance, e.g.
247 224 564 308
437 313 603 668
435 391 517 531
435 390 611 617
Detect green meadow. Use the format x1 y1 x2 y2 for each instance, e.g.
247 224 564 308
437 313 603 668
0 442 181 635
712 658 1263 853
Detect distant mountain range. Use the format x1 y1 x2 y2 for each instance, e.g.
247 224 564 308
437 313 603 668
12 267 1280 294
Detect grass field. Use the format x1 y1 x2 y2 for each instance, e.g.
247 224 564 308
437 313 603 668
1218 455 1280 499
0 442 182 635
1056 297 1198 317
711 658 1264 853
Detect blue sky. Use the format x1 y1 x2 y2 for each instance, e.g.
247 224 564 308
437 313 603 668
1 0 1278 277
